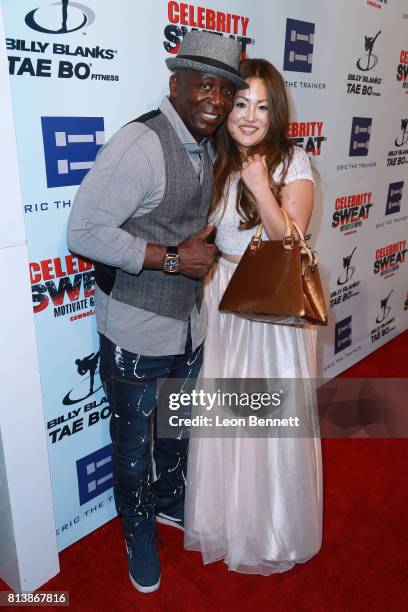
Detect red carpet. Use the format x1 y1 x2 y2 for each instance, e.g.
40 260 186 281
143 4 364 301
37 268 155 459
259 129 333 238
1 331 407 611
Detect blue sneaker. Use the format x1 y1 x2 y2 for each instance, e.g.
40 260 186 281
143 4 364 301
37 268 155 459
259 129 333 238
125 531 160 594
156 506 184 531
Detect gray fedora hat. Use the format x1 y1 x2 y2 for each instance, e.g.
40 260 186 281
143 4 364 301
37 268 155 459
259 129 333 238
166 31 248 90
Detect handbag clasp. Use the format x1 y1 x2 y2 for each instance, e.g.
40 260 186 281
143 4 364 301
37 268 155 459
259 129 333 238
282 234 295 250
250 235 262 252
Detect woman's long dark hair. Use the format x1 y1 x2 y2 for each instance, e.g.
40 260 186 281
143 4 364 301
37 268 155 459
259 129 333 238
212 59 294 230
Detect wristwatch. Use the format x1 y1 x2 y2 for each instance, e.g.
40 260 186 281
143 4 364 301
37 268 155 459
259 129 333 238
162 246 180 274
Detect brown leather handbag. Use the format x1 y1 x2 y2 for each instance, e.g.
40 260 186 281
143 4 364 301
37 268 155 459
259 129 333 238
218 209 328 325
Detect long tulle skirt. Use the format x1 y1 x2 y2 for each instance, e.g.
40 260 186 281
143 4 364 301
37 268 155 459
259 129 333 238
184 258 323 575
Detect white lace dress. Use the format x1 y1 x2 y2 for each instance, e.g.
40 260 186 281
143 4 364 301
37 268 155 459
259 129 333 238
184 147 323 575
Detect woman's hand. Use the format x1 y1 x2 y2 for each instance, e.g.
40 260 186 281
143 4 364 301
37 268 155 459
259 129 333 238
241 154 270 200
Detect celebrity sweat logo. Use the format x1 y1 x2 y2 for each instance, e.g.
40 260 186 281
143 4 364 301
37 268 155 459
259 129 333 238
332 191 373 235
25 1 95 34
367 0 388 9
288 122 326 156
30 253 95 320
396 50 408 91
164 2 253 56
373 240 407 278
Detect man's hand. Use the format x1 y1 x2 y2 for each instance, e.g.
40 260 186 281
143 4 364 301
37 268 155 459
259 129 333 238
143 223 218 277
178 223 218 279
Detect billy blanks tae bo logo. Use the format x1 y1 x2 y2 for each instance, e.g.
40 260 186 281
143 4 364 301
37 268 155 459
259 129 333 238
346 31 383 97
164 1 254 56
8 1 118 82
25 1 94 34
330 247 361 309
370 289 396 345
387 118 408 168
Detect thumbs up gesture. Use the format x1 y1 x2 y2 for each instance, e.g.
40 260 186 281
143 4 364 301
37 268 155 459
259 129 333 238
178 223 218 279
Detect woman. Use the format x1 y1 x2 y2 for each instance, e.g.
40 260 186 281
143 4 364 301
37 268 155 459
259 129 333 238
184 59 323 575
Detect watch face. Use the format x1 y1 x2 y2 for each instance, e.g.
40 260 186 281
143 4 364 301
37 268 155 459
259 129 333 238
163 255 179 273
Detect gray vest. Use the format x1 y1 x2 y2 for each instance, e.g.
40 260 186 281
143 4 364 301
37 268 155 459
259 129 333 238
110 110 213 320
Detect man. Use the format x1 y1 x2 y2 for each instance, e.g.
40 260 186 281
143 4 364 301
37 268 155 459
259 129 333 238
67 31 247 594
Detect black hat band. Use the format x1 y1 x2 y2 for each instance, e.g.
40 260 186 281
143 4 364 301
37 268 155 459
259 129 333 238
175 54 241 76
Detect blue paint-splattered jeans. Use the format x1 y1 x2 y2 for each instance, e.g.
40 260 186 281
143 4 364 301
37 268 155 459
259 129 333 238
98 331 203 542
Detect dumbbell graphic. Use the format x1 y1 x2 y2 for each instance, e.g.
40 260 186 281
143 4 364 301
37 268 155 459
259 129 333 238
351 121 371 152
389 187 403 199
290 29 314 44
385 182 404 215
353 124 371 135
288 28 314 67
352 141 369 151
55 129 105 175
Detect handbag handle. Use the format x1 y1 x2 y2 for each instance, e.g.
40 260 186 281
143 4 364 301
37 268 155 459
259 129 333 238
250 209 319 268
250 208 292 252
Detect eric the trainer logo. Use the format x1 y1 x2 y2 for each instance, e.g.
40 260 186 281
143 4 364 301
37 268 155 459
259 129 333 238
25 1 95 34
283 18 315 73
385 181 404 215
334 316 352 354
41 116 104 188
76 444 113 505
349 117 372 157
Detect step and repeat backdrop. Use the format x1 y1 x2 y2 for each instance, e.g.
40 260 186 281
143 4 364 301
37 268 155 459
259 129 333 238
2 0 407 550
